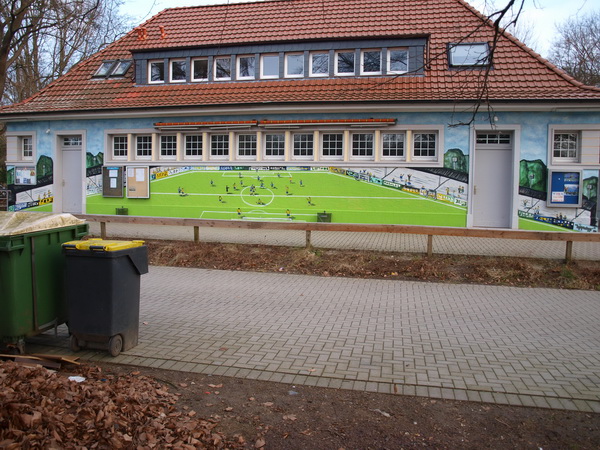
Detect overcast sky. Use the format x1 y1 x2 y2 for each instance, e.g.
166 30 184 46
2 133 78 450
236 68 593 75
118 0 598 58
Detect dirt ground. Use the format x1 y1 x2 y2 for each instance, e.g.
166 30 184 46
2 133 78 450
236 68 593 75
63 362 600 449
143 238 600 290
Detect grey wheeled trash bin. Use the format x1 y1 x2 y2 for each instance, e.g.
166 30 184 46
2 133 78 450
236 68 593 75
62 239 148 356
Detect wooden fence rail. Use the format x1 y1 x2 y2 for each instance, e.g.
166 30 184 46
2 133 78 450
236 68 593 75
74 214 600 263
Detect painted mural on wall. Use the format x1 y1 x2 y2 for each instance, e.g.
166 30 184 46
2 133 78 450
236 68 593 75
6 155 54 211
517 158 598 232
86 162 469 227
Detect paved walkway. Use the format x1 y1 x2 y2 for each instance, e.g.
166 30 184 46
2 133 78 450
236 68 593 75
29 266 600 413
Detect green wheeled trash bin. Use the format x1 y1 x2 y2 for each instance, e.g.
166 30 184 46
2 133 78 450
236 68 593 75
62 239 148 357
0 212 88 353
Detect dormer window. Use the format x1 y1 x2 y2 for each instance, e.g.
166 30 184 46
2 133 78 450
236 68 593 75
310 52 329 77
361 50 381 75
335 51 355 76
215 56 231 80
285 53 304 78
149 60 165 83
237 55 256 80
388 48 408 74
170 59 187 82
192 58 208 81
449 43 489 67
261 54 279 79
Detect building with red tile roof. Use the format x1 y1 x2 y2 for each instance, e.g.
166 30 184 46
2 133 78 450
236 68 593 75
1 0 599 231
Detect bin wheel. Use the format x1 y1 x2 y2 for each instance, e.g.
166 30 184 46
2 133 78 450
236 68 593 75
108 335 123 357
70 335 81 352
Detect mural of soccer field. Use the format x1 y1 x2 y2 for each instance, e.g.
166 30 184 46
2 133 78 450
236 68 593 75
87 166 468 226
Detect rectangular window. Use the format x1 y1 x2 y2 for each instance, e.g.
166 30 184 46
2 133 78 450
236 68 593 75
335 51 355 75
361 50 381 75
261 54 279 79
185 134 202 157
237 55 256 79
21 137 33 159
170 60 187 82
237 134 257 158
310 52 329 77
264 133 285 159
192 58 208 81
553 132 579 162
112 136 128 158
214 57 231 80
94 61 116 77
476 133 511 144
63 136 82 146
149 60 165 83
210 134 229 158
293 133 314 158
413 133 437 159
321 133 344 158
285 53 304 78
388 48 408 74
160 135 177 157
351 133 374 158
110 60 132 77
382 133 405 158
136 135 153 158
449 43 490 67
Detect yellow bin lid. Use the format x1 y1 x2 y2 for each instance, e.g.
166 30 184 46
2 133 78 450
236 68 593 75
62 238 145 251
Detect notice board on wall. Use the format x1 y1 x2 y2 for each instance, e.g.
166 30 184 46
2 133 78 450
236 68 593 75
102 166 124 198
126 166 149 199
548 170 582 207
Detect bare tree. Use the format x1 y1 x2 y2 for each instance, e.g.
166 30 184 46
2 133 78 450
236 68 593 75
0 0 128 105
549 10 600 87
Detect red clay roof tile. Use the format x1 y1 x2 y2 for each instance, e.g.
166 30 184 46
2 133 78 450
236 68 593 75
2 0 600 116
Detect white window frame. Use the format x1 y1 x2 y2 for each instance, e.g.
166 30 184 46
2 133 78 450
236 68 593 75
260 54 279 79
335 50 355 76
309 52 329 77
210 134 230 161
320 132 344 160
387 48 409 74
160 134 177 160
412 132 438 161
170 59 187 83
350 132 375 160
237 134 257 160
111 135 128 160
214 56 232 81
191 58 209 81
360 49 382 75
285 53 304 78
148 60 165 84
184 134 203 160
380 132 406 161
21 136 34 161
263 133 286 160
292 133 314 160
237 55 256 80
551 130 580 164
136 135 153 160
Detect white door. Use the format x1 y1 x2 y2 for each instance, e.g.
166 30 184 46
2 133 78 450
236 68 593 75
60 136 83 213
472 132 513 228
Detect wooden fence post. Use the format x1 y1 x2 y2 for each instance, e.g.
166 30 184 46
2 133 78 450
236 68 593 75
100 222 107 239
427 235 433 257
565 241 573 263
194 226 200 243
306 230 312 249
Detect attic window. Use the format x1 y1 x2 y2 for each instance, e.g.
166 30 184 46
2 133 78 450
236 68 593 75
449 43 489 67
93 60 132 78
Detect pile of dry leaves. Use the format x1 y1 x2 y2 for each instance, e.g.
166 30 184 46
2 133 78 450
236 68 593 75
0 361 244 449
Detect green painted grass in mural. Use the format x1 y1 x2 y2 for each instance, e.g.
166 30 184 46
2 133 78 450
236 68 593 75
87 169 467 226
